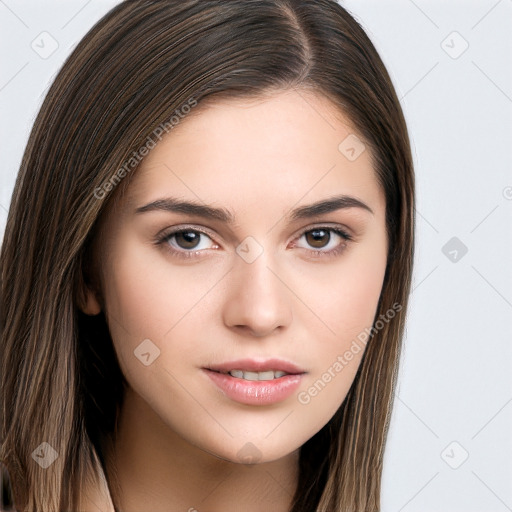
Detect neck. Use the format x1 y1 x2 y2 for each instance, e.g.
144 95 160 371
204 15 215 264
105 387 299 512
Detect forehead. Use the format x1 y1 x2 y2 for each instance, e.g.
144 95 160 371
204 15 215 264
122 89 384 218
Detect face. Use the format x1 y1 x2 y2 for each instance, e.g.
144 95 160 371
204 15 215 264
86 89 388 464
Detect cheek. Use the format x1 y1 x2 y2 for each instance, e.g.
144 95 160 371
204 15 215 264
100 244 174 379
293 231 387 424
304 235 388 341
102 239 211 338
333 252 386 334
100 240 223 386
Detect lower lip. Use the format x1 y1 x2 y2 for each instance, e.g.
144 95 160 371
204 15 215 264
204 369 303 405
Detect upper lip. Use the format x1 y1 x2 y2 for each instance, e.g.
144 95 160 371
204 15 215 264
206 358 305 374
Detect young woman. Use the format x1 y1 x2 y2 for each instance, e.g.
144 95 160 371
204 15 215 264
0 1 415 510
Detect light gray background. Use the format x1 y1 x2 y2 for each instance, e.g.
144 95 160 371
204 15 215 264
1 1 511 510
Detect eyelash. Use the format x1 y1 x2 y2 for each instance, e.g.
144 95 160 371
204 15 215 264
155 225 353 260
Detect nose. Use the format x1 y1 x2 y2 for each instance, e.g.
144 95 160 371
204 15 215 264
222 250 293 338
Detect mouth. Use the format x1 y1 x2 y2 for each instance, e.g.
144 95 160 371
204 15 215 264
210 369 292 381
206 358 305 379
203 358 306 405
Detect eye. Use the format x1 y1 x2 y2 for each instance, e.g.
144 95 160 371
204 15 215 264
156 225 352 260
293 227 352 257
157 227 218 259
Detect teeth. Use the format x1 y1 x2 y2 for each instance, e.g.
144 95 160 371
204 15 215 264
226 370 289 381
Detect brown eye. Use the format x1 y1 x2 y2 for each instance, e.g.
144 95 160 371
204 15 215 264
294 227 352 257
305 229 331 248
174 230 202 249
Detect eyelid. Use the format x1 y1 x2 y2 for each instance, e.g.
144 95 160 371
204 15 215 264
155 223 216 242
291 221 354 240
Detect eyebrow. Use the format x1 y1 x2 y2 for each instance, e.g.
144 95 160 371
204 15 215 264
134 194 374 222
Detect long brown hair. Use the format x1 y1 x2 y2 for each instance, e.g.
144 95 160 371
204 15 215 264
0 1 415 510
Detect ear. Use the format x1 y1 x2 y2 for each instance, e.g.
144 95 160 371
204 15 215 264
78 286 102 316
75 266 103 315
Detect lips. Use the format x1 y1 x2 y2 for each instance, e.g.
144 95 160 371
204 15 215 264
204 358 306 405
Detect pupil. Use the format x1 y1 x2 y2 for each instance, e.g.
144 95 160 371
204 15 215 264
306 229 330 248
176 231 200 249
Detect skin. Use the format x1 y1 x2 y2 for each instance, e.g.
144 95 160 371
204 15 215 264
79 88 388 512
